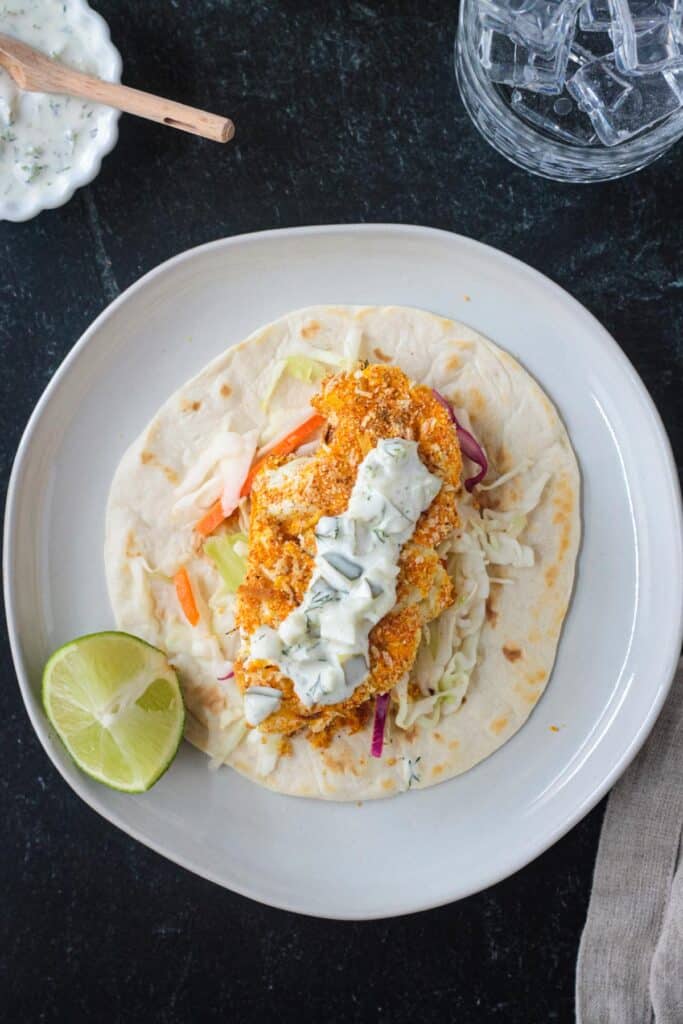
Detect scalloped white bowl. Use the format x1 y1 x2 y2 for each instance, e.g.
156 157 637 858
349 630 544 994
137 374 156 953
0 0 121 223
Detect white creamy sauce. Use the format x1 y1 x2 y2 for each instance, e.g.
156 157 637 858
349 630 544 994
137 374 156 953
0 1 111 206
248 438 441 720
243 686 283 727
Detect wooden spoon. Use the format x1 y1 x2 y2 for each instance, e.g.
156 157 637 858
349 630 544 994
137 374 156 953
0 32 234 143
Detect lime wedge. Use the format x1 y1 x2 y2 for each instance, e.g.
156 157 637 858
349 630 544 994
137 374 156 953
43 631 184 793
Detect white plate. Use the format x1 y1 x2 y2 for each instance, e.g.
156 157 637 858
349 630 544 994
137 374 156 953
5 225 682 919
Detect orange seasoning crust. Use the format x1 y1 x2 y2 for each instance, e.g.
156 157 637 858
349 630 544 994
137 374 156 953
234 364 462 744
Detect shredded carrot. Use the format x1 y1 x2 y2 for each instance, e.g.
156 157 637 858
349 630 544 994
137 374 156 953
240 413 325 497
174 566 199 626
193 413 326 537
195 499 225 538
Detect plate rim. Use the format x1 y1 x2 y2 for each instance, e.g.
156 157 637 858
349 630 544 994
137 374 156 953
5 223 683 919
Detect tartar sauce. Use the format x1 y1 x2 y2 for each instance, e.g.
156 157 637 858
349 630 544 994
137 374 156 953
0 1 116 214
243 686 282 727
246 438 441 724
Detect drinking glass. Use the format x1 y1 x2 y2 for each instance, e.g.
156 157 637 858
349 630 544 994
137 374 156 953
455 0 683 182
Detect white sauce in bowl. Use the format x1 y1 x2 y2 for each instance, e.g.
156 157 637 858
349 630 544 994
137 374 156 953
247 438 441 721
0 0 121 221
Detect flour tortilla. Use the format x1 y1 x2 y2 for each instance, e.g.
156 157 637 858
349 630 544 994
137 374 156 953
105 306 580 800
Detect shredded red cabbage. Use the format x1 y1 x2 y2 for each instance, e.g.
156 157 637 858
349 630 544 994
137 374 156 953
370 693 390 758
218 670 235 681
432 389 488 492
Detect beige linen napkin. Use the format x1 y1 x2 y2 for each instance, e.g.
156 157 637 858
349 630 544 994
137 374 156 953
576 660 683 1023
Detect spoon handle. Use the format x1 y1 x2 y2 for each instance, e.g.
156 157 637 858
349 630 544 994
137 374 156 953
0 33 234 144
53 70 235 143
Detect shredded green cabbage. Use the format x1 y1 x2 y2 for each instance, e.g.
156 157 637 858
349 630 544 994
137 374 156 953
343 325 362 367
260 360 287 411
467 472 549 569
288 343 347 368
393 470 549 731
261 335 362 413
284 354 326 383
469 517 534 568
205 532 249 593
206 583 238 646
208 719 249 771
260 351 332 411
395 530 490 729
478 458 532 491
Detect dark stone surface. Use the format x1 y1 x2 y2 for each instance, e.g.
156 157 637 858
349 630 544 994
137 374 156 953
1 2 680 1022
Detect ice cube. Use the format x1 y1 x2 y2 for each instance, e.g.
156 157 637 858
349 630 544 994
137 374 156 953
614 17 682 71
579 0 613 31
573 28 616 55
567 53 683 143
574 24 617 55
511 87 599 142
610 0 683 73
581 0 683 38
479 0 583 55
618 0 681 26
570 35 613 60
479 23 576 92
